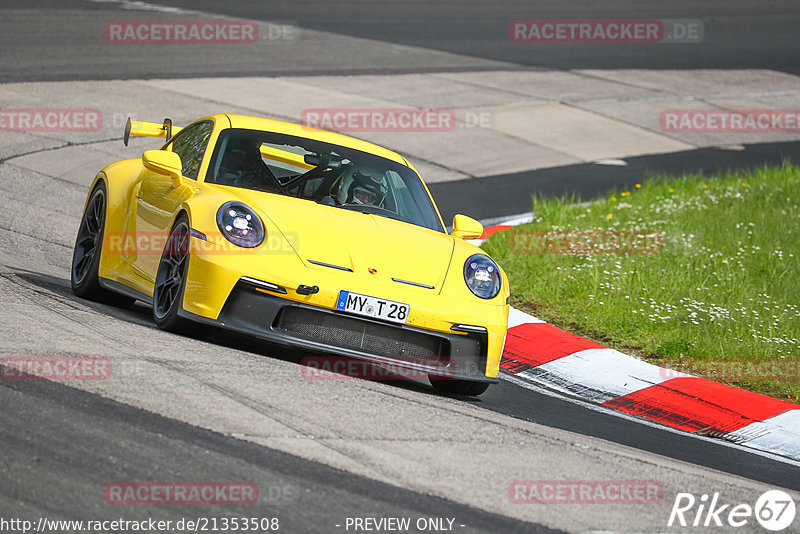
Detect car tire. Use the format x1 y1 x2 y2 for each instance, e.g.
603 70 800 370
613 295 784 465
71 181 136 308
429 377 490 396
153 215 192 333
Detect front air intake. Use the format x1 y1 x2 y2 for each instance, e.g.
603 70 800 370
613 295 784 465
276 306 445 361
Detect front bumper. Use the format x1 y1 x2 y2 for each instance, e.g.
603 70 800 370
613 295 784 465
179 278 497 383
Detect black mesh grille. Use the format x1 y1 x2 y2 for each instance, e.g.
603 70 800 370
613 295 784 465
276 306 445 361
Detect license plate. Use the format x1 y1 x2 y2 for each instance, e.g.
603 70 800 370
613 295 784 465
336 291 410 324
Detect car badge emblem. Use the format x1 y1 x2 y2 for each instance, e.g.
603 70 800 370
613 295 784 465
368 268 377 275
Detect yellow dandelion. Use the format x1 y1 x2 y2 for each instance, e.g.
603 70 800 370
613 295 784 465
669 188 674 193
635 184 641 188
703 184 708 189
742 183 747 187
611 197 617 202
606 214 613 219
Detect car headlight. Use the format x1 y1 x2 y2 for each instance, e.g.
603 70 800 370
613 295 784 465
216 201 264 248
464 254 501 299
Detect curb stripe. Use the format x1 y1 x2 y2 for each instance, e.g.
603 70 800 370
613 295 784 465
484 213 799 460
480 224 513 240
519 348 674 403
602 377 798 434
502 323 604 370
508 307 546 328
724 410 800 460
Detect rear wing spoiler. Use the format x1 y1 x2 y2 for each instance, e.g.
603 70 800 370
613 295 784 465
259 145 314 170
121 117 313 172
123 117 182 146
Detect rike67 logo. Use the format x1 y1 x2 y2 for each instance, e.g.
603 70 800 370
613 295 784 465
668 490 796 531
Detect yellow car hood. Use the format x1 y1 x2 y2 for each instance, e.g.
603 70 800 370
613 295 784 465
256 195 454 290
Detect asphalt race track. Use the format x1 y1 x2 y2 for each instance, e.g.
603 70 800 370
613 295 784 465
155 0 800 74
431 139 800 223
0 366 547 534
4 0 800 80
2 1 800 533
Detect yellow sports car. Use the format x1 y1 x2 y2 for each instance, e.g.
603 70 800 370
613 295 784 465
70 114 509 395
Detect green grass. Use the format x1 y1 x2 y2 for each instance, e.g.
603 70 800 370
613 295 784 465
483 163 800 402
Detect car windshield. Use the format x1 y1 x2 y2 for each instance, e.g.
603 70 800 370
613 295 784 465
205 128 444 233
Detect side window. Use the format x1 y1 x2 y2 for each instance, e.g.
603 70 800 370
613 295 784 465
168 121 214 180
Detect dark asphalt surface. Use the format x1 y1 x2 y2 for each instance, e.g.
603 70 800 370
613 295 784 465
2 0 799 530
151 0 800 73
0 368 556 534
482 378 800 493
430 140 800 222
2 0 799 81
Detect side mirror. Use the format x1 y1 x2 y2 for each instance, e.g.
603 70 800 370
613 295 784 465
451 214 484 240
142 150 183 187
